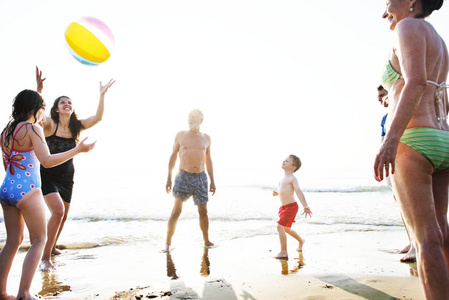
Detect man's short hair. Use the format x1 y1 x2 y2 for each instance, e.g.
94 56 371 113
290 155 301 172
190 109 204 119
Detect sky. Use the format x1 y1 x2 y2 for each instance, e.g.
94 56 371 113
1 0 449 188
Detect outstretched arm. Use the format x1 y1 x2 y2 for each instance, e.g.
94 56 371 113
35 66 52 130
292 177 311 218
30 124 95 168
81 79 115 130
36 66 46 94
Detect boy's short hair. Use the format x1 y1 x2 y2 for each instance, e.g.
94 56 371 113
290 155 301 172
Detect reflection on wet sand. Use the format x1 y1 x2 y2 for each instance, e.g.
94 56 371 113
280 252 305 275
166 246 211 279
200 247 210 277
165 247 239 299
166 251 178 280
38 268 71 297
407 262 418 277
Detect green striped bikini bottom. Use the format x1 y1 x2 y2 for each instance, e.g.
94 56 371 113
400 127 449 172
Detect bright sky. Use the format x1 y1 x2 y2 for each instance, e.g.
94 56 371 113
1 0 448 187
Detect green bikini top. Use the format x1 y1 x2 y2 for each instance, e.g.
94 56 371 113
381 60 402 91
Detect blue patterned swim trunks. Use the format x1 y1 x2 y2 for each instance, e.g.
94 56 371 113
173 170 208 205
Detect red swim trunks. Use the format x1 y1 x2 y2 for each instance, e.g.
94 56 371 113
277 202 299 228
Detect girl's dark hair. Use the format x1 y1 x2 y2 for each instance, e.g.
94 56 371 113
418 0 444 18
1 89 45 151
50 96 85 142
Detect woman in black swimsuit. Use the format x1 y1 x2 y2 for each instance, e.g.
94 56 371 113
36 67 115 270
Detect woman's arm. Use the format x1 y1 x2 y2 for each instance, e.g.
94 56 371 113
29 124 95 168
36 66 45 94
388 19 428 142
81 79 115 130
374 19 428 181
35 66 53 133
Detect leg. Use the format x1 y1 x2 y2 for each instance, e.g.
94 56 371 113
392 143 449 299
399 211 416 262
197 203 214 247
16 189 46 300
41 193 64 270
284 226 305 251
0 204 25 300
275 224 288 259
165 197 184 249
393 194 416 261
52 201 71 255
432 169 449 269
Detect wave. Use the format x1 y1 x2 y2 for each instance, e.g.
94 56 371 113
308 219 402 227
0 214 398 226
59 215 275 223
232 184 392 193
2 238 134 252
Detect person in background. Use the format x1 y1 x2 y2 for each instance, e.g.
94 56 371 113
36 67 115 270
377 84 416 262
165 109 216 252
272 155 312 259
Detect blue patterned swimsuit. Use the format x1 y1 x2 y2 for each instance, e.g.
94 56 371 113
1 123 41 206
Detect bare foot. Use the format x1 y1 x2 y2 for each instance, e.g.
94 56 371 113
40 260 56 271
397 244 411 254
274 251 288 260
0 293 16 300
297 237 305 252
161 245 172 253
15 292 39 300
205 241 215 248
52 248 62 255
400 246 416 263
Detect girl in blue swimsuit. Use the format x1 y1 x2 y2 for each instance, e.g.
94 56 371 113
0 90 95 300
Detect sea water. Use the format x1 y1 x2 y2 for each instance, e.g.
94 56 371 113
0 164 401 255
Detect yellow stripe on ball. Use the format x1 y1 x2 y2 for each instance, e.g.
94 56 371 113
65 22 110 63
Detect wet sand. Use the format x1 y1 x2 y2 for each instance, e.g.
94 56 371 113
2 214 423 299
105 229 423 300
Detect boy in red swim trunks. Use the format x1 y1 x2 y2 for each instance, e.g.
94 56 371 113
272 155 312 259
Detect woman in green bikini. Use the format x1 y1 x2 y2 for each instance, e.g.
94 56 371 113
375 0 449 299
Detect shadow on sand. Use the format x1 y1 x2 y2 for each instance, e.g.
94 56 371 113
166 247 256 300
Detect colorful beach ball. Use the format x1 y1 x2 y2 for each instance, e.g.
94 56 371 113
65 17 114 66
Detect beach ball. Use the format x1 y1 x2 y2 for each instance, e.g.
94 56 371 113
65 17 114 66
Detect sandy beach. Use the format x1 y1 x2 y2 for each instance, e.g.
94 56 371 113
3 219 424 300
103 229 423 300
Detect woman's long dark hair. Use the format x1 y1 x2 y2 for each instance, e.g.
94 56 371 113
50 96 85 142
418 0 444 18
1 89 45 151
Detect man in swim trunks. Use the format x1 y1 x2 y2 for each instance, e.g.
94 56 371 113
272 155 311 259
165 109 216 251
